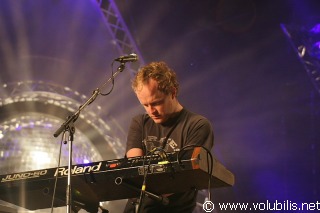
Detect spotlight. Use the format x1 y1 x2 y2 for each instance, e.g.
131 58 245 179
298 45 306 58
310 23 320 34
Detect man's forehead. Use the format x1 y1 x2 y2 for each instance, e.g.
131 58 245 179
136 79 158 93
136 84 167 103
136 86 165 100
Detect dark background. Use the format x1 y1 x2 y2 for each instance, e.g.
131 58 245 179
0 0 319 211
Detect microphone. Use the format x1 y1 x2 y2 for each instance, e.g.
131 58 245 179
114 53 138 63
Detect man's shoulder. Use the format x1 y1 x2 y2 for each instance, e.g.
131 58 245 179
132 113 151 124
182 109 213 129
183 108 209 121
132 113 146 120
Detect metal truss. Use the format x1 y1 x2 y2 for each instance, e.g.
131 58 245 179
96 0 145 76
281 23 320 96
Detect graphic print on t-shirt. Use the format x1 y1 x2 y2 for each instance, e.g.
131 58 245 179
143 135 178 153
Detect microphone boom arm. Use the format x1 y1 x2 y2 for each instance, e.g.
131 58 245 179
53 62 127 138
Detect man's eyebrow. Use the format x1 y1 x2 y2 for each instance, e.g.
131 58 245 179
142 98 164 106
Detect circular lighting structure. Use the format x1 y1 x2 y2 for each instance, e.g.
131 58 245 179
0 81 125 174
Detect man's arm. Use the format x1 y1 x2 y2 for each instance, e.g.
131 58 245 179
126 115 145 157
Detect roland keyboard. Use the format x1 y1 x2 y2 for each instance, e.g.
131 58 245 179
0 147 234 212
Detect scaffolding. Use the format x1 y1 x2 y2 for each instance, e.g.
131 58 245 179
96 0 145 76
281 23 320 96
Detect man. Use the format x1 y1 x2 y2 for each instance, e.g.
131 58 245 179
124 61 214 213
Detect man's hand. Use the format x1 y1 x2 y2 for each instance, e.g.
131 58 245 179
126 148 143 157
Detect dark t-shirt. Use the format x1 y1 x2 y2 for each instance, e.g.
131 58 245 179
124 108 214 213
126 108 214 154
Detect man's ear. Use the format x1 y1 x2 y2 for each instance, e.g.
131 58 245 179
171 88 177 99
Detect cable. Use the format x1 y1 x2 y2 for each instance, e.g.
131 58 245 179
50 132 66 213
136 150 152 213
100 62 115 96
176 145 214 201
136 147 169 212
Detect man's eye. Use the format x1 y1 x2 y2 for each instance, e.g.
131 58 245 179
152 101 161 106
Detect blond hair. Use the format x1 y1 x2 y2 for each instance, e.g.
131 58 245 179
132 61 179 96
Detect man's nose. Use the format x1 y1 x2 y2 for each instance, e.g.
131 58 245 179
147 105 156 114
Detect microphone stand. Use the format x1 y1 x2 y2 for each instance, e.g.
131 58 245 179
64 122 75 213
53 62 127 213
